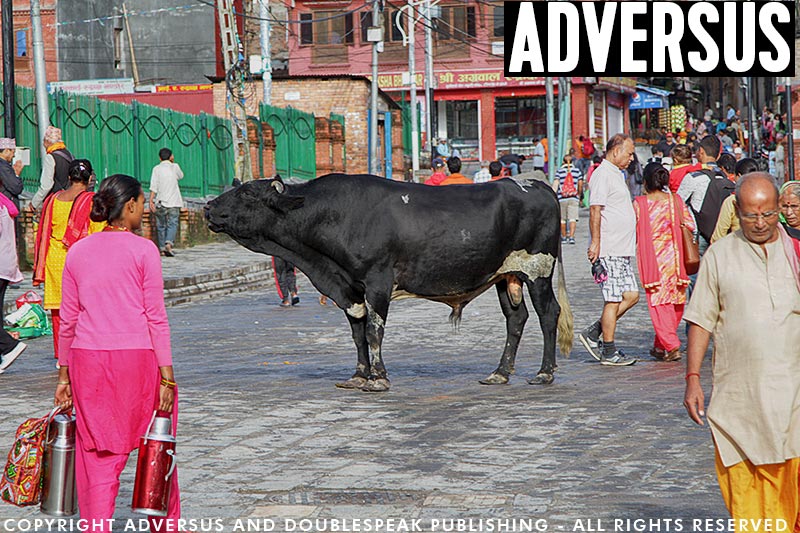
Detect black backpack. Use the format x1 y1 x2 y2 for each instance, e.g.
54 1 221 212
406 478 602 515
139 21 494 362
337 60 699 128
692 168 735 242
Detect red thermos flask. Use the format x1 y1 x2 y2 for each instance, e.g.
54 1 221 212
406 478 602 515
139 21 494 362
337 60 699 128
131 411 176 516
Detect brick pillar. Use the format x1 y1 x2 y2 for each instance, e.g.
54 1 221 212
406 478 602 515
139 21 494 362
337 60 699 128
262 122 276 178
315 117 333 177
479 91 496 161
391 109 405 179
331 121 345 173
178 208 189 247
247 121 262 179
572 85 590 139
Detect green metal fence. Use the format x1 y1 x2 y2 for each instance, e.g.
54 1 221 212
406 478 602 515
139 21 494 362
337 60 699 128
0 84 235 197
330 112 346 163
259 103 316 180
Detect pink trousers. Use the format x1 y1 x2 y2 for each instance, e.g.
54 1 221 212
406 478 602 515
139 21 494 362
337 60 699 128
75 430 180 531
647 302 684 352
70 348 180 528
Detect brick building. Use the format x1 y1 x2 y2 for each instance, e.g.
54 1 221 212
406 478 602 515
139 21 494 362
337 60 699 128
283 0 634 162
0 0 59 87
212 75 404 177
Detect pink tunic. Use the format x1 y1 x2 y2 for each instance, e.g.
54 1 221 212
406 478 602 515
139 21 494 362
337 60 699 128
59 231 172 367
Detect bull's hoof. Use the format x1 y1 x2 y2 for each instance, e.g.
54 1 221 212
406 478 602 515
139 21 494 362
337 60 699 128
528 373 554 385
360 378 391 392
335 376 368 389
479 372 509 385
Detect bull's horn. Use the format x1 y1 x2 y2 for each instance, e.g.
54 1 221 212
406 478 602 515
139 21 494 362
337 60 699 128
271 180 285 194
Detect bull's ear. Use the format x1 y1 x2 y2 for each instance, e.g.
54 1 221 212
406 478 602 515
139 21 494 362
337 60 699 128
271 194 304 213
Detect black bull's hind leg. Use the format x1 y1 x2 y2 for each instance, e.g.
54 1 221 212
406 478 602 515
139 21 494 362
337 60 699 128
480 280 529 385
527 276 560 385
359 287 392 393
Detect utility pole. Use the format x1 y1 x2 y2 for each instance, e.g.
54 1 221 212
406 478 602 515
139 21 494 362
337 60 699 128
407 1 419 174
369 0 381 175
423 0 434 153
546 78 555 184
2 0 15 138
32 0 50 147
259 0 271 105
122 4 140 87
787 77 795 181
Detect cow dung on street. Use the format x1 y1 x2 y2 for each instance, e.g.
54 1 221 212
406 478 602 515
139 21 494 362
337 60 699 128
205 174 573 392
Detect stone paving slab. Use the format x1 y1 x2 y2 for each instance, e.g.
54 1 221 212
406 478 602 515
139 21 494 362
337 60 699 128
0 215 729 532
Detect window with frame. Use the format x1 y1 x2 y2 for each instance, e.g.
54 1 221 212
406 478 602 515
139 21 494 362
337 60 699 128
434 5 476 42
15 30 27 56
383 9 406 43
493 6 504 39
299 11 354 46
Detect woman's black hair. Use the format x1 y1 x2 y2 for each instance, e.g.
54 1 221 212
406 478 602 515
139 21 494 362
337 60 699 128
642 162 669 193
68 159 93 184
90 174 142 223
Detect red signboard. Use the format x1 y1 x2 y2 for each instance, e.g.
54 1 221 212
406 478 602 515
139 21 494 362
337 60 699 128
155 84 213 93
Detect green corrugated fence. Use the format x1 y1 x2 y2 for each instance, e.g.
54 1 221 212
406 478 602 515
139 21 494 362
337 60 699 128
259 103 316 180
0 84 235 198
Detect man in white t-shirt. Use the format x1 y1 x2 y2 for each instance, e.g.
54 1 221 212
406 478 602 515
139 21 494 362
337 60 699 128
149 147 184 257
579 134 639 366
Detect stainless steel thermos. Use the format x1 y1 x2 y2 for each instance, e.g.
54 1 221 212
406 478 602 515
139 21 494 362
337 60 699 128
40 409 78 516
131 412 176 516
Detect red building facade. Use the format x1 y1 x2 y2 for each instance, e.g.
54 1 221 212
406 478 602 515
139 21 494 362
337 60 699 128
0 0 59 87
287 1 635 161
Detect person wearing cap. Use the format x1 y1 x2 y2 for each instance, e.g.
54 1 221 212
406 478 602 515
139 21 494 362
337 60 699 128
0 137 26 374
434 138 451 161
0 138 24 211
31 126 74 212
424 158 448 186
473 160 492 183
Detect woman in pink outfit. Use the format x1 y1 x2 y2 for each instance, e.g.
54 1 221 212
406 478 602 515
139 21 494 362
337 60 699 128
54 174 180 528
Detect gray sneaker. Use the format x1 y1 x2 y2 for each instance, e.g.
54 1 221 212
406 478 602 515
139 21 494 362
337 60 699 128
600 350 637 366
578 327 602 361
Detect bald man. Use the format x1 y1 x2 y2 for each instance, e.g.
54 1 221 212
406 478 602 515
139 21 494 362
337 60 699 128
684 172 800 523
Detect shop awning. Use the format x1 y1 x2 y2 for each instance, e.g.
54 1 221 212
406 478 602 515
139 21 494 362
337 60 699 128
629 85 672 110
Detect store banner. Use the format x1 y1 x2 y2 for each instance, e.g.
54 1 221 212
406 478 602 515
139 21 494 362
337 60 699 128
504 1 795 76
629 91 668 110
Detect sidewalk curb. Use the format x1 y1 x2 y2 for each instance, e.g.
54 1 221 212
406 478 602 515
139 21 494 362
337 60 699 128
164 261 274 306
3 261 276 317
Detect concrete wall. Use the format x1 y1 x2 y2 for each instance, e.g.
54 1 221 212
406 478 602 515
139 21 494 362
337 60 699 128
56 0 216 85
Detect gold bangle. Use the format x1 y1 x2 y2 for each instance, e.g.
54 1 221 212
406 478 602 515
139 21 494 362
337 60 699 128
57 381 71 385
160 379 176 389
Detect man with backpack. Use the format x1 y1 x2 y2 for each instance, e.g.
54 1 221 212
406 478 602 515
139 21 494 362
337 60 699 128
676 135 734 253
553 153 584 244
30 126 74 212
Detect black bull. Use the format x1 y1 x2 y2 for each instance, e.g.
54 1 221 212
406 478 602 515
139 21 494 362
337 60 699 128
205 174 573 391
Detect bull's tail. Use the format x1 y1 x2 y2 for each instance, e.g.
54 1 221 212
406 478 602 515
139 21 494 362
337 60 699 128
556 245 574 357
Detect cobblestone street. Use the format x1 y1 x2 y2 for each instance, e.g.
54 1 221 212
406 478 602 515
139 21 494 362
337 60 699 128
0 215 727 531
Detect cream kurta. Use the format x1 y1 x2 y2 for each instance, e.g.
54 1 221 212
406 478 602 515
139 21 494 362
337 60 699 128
684 231 800 467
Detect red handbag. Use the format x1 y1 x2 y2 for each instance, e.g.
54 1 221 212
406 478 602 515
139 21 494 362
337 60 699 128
0 408 59 506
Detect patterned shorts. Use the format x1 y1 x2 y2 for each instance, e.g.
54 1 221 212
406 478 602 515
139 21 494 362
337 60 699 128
600 256 638 303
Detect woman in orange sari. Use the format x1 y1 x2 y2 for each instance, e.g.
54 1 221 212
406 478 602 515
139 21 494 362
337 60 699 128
34 159 105 364
634 162 695 362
